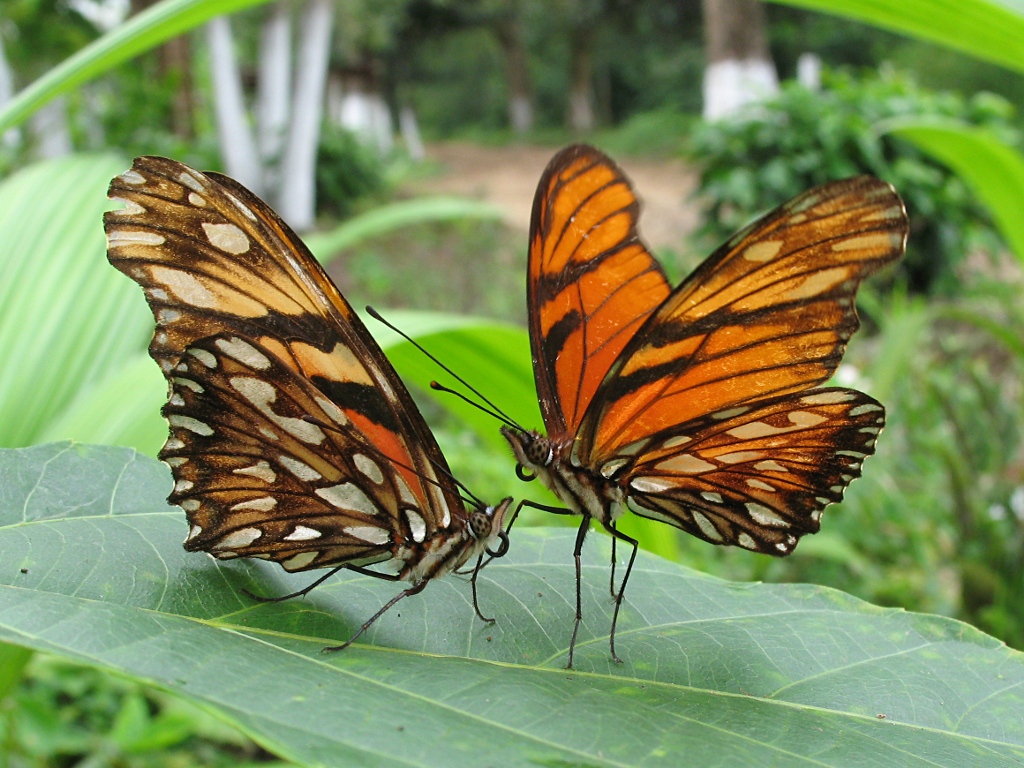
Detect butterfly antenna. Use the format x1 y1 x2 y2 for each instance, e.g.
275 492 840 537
428 381 518 430
301 414 486 509
365 306 523 431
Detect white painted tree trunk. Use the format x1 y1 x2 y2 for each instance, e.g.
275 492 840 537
701 0 779 121
0 33 21 148
30 97 72 158
206 16 263 194
702 59 778 120
277 0 334 231
257 1 292 172
339 90 393 155
399 106 424 161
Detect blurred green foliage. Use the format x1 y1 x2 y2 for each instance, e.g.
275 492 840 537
688 69 1020 294
315 124 389 218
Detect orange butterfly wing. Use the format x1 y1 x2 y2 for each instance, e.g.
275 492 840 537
577 174 908 463
106 157 459 528
528 145 670 440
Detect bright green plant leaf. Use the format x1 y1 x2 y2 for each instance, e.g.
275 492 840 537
3 443 1023 767
364 310 539 446
305 197 504 267
0 0 274 134
0 154 150 448
769 0 1024 74
884 119 1024 264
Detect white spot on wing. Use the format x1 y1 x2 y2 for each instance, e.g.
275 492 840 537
216 336 271 369
231 497 277 512
187 348 217 368
184 524 202 542
177 170 205 193
754 460 788 473
314 396 350 427
233 461 276 483
712 406 750 420
229 377 326 444
315 482 379 515
109 198 146 215
738 533 758 550
693 511 723 541
850 403 884 417
179 499 200 512
279 455 322 482
120 169 146 185
344 525 391 545
172 377 204 393
353 453 384 484
654 454 716 474
600 458 629 478
202 222 250 254
701 492 723 503
801 391 857 405
405 510 426 542
282 551 318 570
167 414 213 435
746 503 788 527
284 525 322 541
151 265 221 306
188 192 206 206
630 477 674 493
746 479 776 492
107 230 166 247
214 527 262 549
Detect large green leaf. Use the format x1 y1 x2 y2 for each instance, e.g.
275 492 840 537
0 0 274 134
3 443 1023 767
768 0 1024 74
884 119 1024 264
0 154 151 448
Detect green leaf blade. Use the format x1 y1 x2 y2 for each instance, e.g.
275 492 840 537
2 443 1024 766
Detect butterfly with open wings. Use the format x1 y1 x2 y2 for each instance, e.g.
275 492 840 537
106 156 512 651
502 145 909 667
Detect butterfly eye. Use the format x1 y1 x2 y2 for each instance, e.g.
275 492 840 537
468 511 492 540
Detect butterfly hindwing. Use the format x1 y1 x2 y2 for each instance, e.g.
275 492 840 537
618 387 885 554
164 333 430 572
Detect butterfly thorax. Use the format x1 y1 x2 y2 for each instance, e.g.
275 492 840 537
502 427 623 526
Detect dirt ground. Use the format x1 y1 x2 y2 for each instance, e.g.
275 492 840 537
404 142 701 251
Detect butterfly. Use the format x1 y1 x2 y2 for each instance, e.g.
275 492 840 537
502 144 908 667
105 156 513 651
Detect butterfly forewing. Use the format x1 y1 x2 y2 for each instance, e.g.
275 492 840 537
528 145 670 439
165 333 420 571
105 156 458 526
619 387 885 554
579 175 907 462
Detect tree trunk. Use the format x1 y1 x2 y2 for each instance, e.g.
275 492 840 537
701 0 778 120
257 1 292 172
161 34 195 139
566 21 596 132
277 0 334 232
0 32 21 148
493 15 534 134
206 16 263 193
30 96 72 158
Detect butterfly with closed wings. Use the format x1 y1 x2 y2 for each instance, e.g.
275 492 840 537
503 145 909 667
106 156 512 652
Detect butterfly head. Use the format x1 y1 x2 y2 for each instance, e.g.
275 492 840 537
500 426 555 482
468 496 513 558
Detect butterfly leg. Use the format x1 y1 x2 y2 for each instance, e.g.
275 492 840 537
605 525 638 665
469 553 496 623
609 531 618 599
566 515 592 669
242 565 346 603
322 579 429 653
